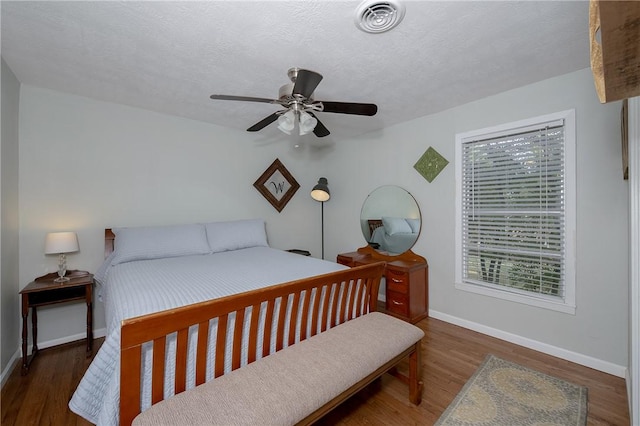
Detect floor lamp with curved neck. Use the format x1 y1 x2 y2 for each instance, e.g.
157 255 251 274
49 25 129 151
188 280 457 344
310 177 330 259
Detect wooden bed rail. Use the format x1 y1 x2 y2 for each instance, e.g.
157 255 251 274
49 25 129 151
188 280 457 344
120 262 385 425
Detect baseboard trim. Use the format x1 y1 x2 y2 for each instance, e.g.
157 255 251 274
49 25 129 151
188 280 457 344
0 349 21 388
35 327 107 351
429 309 627 378
1 327 107 390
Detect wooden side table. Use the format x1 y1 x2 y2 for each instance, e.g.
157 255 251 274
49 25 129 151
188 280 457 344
19 269 93 375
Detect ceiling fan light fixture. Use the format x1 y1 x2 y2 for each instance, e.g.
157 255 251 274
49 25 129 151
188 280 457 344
354 0 405 34
277 110 296 135
299 111 318 135
210 67 377 138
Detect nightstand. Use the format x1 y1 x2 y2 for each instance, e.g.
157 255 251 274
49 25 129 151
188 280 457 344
286 249 311 256
19 269 93 375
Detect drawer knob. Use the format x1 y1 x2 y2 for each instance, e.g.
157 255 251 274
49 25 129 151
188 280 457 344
392 300 404 306
391 278 403 283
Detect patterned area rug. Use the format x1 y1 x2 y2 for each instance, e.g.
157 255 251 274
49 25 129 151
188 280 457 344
435 355 588 426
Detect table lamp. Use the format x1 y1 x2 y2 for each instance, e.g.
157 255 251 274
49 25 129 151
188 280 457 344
45 231 79 282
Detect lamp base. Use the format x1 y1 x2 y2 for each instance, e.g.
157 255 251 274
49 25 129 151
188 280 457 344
56 253 68 283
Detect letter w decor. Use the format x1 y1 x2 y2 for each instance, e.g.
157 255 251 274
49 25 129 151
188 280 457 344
253 158 300 212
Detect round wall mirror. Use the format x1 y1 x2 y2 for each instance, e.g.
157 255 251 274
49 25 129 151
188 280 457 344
360 185 421 255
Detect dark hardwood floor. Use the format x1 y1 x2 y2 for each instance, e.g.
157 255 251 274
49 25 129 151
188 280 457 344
1 337 102 426
1 316 630 425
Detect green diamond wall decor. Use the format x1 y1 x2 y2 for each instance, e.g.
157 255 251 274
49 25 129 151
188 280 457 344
414 147 449 183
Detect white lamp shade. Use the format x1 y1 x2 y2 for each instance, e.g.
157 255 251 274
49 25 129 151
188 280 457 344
277 110 296 135
45 232 79 254
298 111 318 135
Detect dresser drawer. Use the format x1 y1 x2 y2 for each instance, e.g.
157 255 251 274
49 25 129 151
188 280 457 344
336 250 429 324
386 291 409 316
386 269 409 293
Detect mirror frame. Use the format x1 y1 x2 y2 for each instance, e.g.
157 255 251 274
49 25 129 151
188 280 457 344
357 185 424 262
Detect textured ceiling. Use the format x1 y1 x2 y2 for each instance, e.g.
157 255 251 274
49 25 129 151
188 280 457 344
1 1 591 140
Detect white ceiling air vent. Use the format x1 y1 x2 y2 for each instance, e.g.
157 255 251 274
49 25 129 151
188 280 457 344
354 0 406 34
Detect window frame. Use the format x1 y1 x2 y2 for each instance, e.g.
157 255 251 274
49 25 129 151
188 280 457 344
454 110 576 314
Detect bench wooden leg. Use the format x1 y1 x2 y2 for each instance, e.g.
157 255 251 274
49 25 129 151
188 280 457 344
409 342 423 405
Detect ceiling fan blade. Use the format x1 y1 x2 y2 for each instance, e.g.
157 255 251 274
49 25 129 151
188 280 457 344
210 94 276 103
247 113 279 132
320 101 378 116
309 113 330 138
292 70 323 98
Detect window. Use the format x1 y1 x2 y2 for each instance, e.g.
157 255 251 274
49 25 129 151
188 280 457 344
455 110 576 314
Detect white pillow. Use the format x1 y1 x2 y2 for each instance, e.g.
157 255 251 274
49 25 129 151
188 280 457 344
405 218 421 233
205 219 269 253
111 224 210 265
382 217 413 235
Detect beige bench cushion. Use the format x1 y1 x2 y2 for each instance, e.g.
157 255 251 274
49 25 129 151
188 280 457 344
132 312 424 425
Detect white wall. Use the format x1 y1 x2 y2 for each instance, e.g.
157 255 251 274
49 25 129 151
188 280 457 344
327 68 629 373
18 86 330 346
1 58 21 382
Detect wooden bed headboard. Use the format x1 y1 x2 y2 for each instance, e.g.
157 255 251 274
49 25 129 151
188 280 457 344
105 229 115 259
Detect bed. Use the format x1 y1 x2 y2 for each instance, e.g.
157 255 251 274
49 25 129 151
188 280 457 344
69 219 380 426
368 217 420 254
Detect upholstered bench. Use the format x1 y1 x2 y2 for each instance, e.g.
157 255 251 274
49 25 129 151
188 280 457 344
132 312 424 425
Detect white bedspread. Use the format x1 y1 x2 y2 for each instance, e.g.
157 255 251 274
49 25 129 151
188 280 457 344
69 247 345 425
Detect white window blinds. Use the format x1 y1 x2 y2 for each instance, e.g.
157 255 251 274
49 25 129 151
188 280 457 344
459 117 570 302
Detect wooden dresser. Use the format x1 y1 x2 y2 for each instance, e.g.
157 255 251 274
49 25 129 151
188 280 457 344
337 246 428 324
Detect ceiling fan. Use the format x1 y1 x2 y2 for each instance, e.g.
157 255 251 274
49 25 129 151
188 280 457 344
209 68 378 138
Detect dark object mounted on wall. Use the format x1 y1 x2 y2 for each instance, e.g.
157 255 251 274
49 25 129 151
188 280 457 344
622 99 628 180
253 159 300 212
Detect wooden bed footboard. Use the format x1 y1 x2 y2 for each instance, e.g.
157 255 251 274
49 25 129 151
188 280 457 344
120 262 385 425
